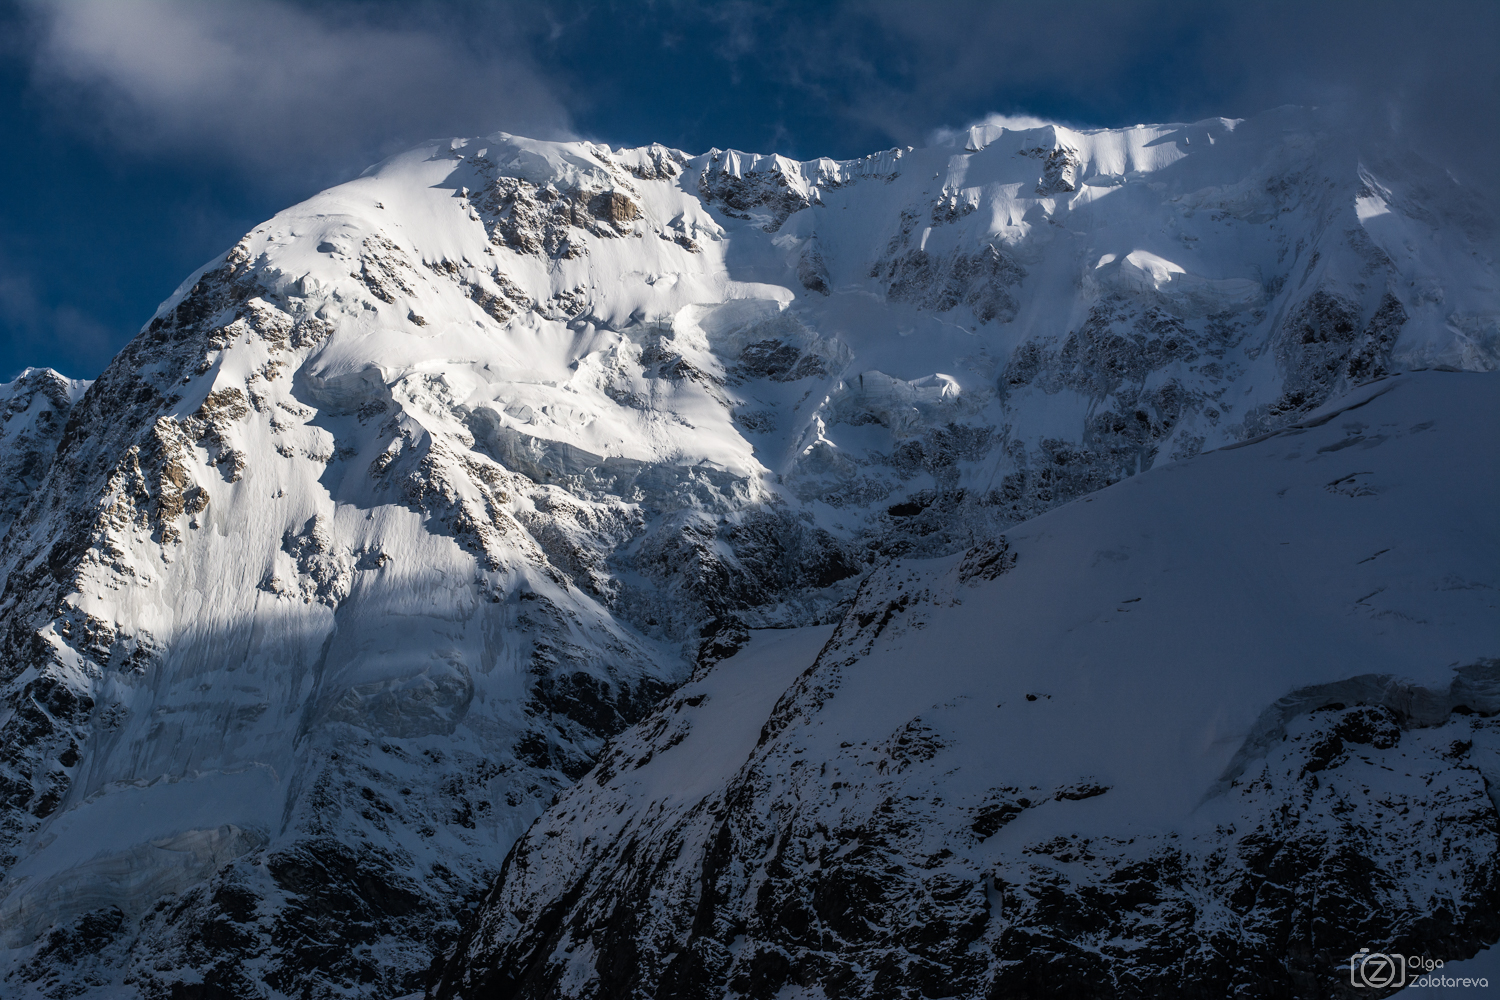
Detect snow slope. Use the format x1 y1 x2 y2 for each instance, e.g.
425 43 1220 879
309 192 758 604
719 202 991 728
436 371 1500 999
0 105 1495 998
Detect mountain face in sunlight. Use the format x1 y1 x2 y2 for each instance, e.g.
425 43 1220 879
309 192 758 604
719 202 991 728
1 106 1495 998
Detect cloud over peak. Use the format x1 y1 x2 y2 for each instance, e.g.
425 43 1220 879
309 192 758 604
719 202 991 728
23 0 573 187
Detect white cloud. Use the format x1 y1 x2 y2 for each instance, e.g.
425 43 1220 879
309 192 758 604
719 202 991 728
23 0 573 184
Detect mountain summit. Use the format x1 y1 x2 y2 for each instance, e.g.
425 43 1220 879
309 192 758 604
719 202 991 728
0 107 1495 998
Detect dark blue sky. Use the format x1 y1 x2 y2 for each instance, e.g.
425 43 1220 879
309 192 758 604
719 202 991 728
2 0 1497 382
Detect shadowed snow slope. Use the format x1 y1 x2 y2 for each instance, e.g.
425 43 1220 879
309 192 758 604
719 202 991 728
436 371 1500 1000
0 105 1496 998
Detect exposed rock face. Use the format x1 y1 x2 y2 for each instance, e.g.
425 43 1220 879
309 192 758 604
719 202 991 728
1262 290 1409 425
434 374 1500 1000
1028 139 1081 195
2 108 1498 998
696 148 901 232
876 239 1026 324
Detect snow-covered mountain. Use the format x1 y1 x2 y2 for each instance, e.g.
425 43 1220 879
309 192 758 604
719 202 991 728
0 368 91 541
0 106 1495 998
433 371 1500 999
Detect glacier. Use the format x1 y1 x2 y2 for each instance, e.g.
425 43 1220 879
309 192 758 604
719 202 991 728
0 105 1495 998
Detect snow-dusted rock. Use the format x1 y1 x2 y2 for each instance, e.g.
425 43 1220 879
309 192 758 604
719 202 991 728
435 372 1500 1000
0 368 90 541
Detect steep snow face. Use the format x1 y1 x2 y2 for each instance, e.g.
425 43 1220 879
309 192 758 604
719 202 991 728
0 106 1496 998
436 371 1500 1000
0 369 91 540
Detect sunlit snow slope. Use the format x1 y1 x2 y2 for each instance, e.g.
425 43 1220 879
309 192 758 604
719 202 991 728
0 105 1496 998
438 371 1500 1000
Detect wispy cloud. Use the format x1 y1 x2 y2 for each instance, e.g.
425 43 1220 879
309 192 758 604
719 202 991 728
21 0 573 188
